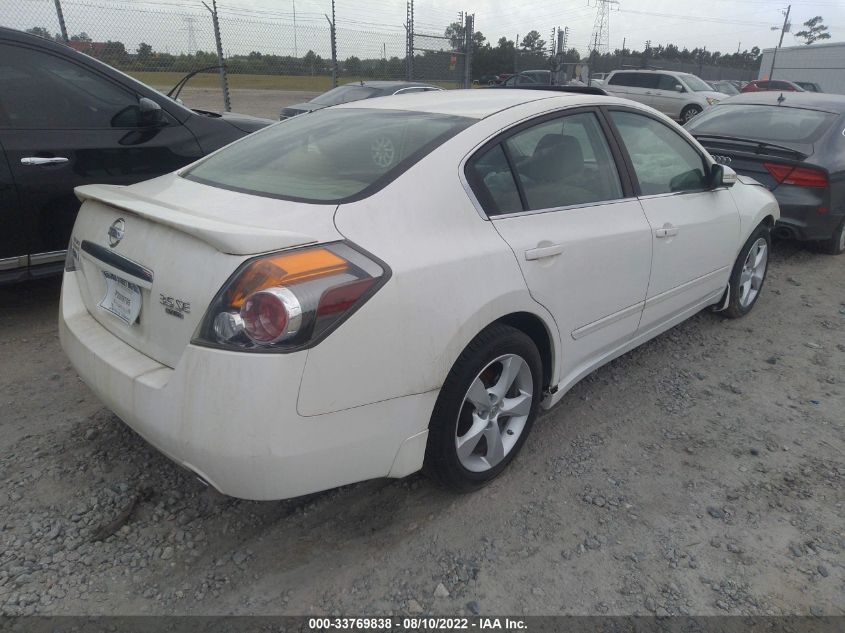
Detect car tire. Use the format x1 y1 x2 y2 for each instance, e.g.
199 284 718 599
818 218 845 255
424 324 543 492
722 223 771 319
681 105 702 123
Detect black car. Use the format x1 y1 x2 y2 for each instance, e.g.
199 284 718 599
0 27 272 283
279 81 443 120
686 92 845 254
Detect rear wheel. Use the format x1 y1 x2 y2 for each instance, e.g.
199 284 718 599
722 224 771 319
819 218 845 255
424 324 542 491
681 105 702 123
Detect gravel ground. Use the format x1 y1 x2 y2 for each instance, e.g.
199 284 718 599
0 239 843 617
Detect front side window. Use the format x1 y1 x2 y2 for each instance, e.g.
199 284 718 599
0 43 137 129
610 111 708 195
184 108 473 203
657 74 682 91
679 74 713 92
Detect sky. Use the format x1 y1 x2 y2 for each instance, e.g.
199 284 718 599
4 0 844 59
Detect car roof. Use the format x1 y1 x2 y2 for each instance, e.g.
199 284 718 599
333 88 608 119
721 91 845 114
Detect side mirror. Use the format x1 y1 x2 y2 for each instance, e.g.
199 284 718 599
710 163 737 189
674 84 684 92
139 97 164 126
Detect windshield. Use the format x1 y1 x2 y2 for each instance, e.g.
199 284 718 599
183 108 473 203
681 74 715 92
310 85 382 106
713 82 739 95
686 104 837 144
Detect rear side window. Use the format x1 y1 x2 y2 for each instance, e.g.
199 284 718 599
608 72 637 86
184 108 473 203
611 111 707 195
0 43 137 129
686 104 837 144
467 112 624 215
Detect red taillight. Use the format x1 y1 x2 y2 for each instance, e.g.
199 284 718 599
194 242 388 352
763 162 828 188
241 288 294 344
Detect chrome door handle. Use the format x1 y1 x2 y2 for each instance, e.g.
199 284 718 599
21 156 69 166
655 224 679 238
524 243 564 261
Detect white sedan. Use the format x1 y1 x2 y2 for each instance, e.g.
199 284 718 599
60 90 779 500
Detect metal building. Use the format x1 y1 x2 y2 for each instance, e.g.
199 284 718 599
758 41 845 94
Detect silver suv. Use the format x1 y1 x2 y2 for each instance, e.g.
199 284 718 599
603 70 730 123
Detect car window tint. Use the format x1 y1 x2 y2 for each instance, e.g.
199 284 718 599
657 74 679 90
467 144 522 216
0 43 137 129
608 72 635 86
639 74 660 89
611 111 707 195
503 112 624 211
185 108 473 203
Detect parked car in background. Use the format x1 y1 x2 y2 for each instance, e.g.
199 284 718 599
60 90 777 500
500 70 552 86
604 69 730 123
741 79 804 93
709 80 740 96
794 81 823 93
279 81 442 119
475 74 500 86
686 92 845 254
0 27 271 284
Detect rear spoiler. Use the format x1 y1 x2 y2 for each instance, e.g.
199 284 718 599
487 85 608 96
75 184 317 256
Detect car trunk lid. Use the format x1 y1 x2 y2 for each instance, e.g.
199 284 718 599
695 136 813 191
71 174 342 368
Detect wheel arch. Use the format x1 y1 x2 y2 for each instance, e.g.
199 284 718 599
488 311 556 390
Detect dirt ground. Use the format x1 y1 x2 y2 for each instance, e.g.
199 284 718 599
0 239 843 617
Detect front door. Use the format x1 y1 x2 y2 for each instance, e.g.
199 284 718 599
465 109 653 384
0 138 27 279
0 41 203 275
650 74 687 120
608 109 740 332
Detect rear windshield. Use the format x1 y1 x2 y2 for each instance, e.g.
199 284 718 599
183 108 473 203
310 85 381 106
686 104 837 144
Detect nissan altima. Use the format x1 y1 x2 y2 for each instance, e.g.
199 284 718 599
59 90 779 500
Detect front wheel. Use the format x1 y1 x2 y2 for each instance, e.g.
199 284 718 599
722 224 771 318
681 105 702 123
424 324 543 492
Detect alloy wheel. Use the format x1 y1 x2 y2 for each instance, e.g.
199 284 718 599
455 354 534 473
738 237 768 308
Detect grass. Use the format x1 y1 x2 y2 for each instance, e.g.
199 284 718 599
127 71 459 92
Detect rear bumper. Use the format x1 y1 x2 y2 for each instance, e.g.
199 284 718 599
775 204 844 241
59 272 434 500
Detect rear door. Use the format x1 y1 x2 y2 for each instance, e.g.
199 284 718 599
607 108 739 332
606 72 655 108
466 108 652 382
0 40 203 273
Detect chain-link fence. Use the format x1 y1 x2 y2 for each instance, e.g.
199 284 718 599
2 0 762 117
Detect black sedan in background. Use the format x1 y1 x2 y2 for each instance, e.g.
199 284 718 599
686 92 845 254
279 81 442 120
0 27 271 283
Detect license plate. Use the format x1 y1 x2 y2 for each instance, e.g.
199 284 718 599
98 271 142 325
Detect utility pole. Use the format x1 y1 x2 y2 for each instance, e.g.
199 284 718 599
514 33 519 74
406 0 414 80
293 0 298 57
769 4 790 80
53 0 69 43
202 0 230 112
325 0 337 88
464 13 474 89
620 36 625 68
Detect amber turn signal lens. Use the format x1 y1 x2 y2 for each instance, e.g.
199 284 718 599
227 248 348 308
